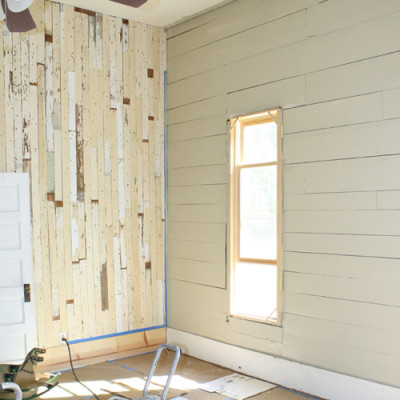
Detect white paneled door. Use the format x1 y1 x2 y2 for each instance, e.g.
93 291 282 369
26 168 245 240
0 173 37 363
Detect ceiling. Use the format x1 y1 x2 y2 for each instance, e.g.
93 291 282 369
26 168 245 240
52 0 231 27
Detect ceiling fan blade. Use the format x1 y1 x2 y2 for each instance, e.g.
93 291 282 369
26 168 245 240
7 0 34 13
1 0 36 32
0 2 5 20
109 0 147 7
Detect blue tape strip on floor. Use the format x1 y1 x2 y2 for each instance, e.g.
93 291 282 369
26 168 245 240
120 365 137 372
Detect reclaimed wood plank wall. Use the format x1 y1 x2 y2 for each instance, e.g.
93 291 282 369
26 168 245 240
0 0 166 347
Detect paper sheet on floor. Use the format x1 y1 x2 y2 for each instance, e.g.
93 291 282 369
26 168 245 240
201 373 276 400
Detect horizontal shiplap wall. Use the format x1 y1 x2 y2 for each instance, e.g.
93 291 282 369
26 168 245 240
0 0 166 348
166 0 400 388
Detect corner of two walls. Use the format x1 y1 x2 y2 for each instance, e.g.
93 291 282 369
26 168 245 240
0 0 167 350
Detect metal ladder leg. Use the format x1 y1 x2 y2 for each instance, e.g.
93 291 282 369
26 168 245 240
142 344 181 400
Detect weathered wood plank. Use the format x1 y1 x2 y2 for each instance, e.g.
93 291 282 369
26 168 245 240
4 33 14 171
20 34 30 166
0 30 5 172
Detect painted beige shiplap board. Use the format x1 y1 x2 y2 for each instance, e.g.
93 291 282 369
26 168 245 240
167 11 307 84
0 0 166 348
168 222 225 243
284 119 400 164
305 52 400 104
284 292 400 332
167 12 400 109
168 135 227 169
284 192 377 211
167 0 316 57
282 334 400 388
284 210 400 235
167 257 225 288
168 115 227 143
167 0 400 389
284 271 400 307
168 184 227 205
284 232 400 259
305 0 400 37
167 96 226 125
284 156 400 194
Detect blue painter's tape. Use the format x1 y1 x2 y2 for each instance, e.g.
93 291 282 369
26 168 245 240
68 324 167 344
163 69 168 328
120 365 137 372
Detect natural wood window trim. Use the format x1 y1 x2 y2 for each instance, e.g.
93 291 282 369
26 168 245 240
229 108 283 326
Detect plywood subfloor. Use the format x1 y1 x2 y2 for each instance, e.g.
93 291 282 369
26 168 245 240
41 350 323 400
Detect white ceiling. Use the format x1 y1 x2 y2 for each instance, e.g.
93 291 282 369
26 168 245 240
52 0 230 27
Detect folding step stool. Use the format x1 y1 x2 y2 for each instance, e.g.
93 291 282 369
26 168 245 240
110 344 181 400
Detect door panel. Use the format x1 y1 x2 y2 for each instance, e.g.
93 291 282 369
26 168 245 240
0 173 37 363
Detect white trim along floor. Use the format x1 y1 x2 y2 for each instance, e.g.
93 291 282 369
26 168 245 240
167 328 400 400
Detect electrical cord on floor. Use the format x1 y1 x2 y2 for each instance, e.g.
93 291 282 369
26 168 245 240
62 337 101 400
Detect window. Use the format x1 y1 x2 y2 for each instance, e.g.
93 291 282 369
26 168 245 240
230 108 282 324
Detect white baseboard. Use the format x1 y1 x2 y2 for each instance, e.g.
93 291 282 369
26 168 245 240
167 328 400 400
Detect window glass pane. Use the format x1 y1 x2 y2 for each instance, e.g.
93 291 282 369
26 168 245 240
242 121 277 164
233 262 277 320
239 165 277 260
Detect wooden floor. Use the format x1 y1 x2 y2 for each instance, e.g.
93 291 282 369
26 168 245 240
40 350 323 400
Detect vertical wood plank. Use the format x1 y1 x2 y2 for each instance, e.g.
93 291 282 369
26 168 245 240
21 33 31 167
0 29 5 172
4 33 14 171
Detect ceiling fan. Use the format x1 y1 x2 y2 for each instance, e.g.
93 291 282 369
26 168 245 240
109 0 148 7
0 0 147 33
0 0 36 33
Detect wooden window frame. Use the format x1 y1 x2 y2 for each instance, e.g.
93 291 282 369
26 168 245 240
229 108 282 325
